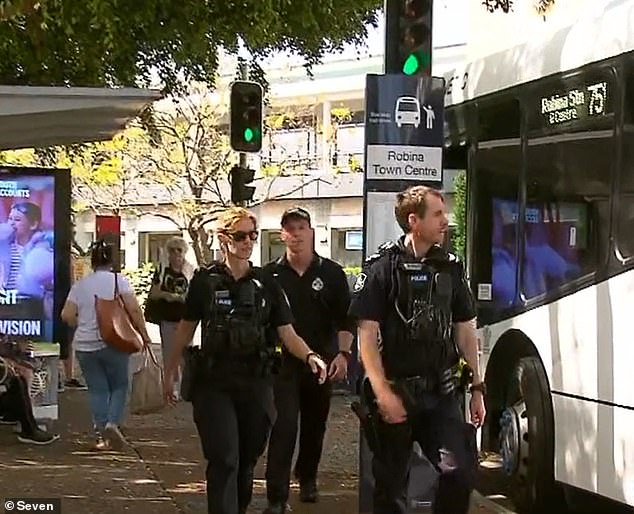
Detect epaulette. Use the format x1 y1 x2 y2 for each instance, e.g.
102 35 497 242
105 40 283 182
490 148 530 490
378 240 399 255
363 240 400 267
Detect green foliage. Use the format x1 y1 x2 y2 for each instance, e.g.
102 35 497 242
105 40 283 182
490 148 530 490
0 126 151 214
0 0 380 93
122 262 156 305
452 170 467 261
343 265 362 276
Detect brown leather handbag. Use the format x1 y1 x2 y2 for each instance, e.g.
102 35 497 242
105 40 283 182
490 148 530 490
95 272 144 354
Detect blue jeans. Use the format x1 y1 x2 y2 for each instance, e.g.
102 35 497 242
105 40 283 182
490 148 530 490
76 345 130 431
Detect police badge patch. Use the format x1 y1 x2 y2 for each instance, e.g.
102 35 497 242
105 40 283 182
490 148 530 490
353 273 367 292
311 277 324 291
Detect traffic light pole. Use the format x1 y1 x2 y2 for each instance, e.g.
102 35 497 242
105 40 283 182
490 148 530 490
238 61 248 173
384 0 402 74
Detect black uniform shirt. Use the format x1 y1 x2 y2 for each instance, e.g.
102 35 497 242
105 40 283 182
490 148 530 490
183 261 294 330
263 253 354 361
349 239 476 337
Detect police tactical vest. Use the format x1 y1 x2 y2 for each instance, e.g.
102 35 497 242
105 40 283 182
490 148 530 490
200 269 270 361
366 241 457 380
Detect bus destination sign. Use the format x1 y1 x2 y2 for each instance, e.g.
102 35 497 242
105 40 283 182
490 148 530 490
540 81 609 126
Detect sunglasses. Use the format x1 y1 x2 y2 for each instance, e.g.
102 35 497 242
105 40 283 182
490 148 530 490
168 246 184 253
229 230 259 242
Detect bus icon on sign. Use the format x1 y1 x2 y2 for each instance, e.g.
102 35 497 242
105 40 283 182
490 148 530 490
395 96 421 128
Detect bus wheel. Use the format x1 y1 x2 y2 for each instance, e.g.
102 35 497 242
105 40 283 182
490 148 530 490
498 356 563 513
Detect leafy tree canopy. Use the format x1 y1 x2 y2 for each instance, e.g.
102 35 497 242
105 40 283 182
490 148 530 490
0 0 380 92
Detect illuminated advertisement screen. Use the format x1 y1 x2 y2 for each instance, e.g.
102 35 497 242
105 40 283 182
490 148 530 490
0 168 71 343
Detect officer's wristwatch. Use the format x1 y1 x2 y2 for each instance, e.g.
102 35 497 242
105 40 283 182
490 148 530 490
469 382 486 395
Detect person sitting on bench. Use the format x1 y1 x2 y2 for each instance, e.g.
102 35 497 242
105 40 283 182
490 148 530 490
0 357 59 445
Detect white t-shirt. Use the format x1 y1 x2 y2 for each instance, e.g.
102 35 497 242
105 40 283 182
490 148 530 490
67 270 133 352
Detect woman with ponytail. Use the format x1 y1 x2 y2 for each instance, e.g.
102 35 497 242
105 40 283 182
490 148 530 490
61 239 152 450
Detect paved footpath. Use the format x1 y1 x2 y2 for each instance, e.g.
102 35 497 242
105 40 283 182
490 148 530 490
0 350 511 514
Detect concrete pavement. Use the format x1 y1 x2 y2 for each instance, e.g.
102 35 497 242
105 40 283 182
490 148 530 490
0 357 513 514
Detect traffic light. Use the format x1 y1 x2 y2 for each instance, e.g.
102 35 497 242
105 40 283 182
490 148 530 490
230 80 263 153
230 165 256 205
399 0 432 76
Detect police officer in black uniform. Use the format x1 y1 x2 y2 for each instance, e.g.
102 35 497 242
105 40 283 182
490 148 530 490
349 185 486 514
263 207 355 513
163 207 327 514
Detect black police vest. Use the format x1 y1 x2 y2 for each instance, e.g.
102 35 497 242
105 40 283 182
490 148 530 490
200 271 270 362
370 242 456 380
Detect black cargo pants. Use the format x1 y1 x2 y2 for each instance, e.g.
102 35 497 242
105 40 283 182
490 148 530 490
265 365 332 503
192 379 276 514
372 392 478 514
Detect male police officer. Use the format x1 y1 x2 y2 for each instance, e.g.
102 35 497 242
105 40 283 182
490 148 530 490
163 207 327 514
349 185 486 514
263 207 355 513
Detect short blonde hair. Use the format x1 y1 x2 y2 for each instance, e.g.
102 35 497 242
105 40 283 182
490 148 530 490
216 206 257 234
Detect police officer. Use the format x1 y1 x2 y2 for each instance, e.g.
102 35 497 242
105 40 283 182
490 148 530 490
349 185 486 514
163 206 328 514
263 207 355 513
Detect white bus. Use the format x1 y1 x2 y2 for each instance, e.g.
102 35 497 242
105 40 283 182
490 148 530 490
443 2 634 512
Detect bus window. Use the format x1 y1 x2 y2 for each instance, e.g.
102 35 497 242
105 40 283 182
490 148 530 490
523 135 612 298
472 99 521 317
616 71 634 259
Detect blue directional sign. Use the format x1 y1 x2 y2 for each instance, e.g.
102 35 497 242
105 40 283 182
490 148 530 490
364 74 445 182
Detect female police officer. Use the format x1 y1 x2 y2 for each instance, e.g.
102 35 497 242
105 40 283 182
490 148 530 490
163 206 327 514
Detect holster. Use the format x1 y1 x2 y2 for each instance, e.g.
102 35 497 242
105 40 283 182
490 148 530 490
351 378 383 457
180 346 203 402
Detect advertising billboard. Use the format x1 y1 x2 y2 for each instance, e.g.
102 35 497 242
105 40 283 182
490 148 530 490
0 167 71 344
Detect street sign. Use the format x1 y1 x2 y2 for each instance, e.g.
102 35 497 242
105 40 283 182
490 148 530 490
364 74 444 183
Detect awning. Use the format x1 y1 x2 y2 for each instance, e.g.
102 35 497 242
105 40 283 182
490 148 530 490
0 85 162 150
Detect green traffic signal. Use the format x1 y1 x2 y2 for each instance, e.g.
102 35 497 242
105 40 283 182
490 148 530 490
243 127 261 143
402 51 431 75
403 54 420 75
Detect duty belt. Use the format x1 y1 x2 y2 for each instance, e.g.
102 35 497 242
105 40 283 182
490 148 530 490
392 368 457 406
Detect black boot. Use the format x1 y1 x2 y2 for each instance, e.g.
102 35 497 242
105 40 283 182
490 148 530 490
262 502 287 514
299 480 319 503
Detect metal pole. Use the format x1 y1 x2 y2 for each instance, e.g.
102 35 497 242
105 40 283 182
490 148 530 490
239 61 248 169
384 0 401 74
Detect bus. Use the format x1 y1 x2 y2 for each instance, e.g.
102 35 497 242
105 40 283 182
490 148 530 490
442 2 634 512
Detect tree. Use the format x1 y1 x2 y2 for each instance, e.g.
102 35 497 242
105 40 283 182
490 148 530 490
0 129 153 215
482 0 556 16
0 83 357 265
451 170 467 261
135 85 355 264
0 0 380 93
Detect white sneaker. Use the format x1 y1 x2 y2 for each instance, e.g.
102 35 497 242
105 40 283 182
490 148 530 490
104 423 128 450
